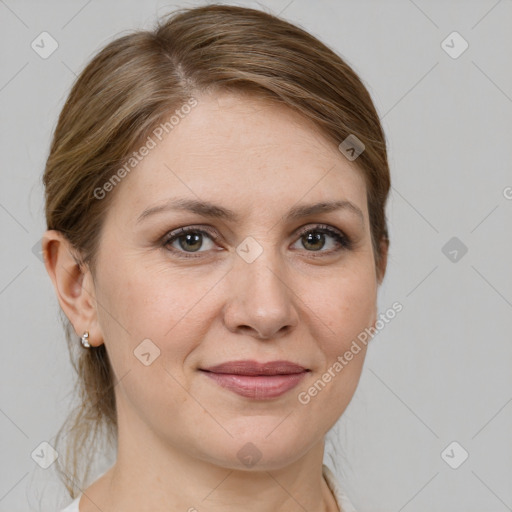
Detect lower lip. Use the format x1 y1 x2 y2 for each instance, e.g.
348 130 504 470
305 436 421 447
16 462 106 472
200 371 308 399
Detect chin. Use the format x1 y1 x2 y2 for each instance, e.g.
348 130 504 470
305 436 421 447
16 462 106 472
196 432 315 472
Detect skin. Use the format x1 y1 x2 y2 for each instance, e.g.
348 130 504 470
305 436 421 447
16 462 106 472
43 90 387 512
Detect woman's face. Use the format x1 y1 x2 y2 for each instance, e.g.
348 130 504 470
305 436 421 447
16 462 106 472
89 90 382 469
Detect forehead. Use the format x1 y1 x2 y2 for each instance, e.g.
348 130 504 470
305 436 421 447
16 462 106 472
107 90 368 222
170 90 342 166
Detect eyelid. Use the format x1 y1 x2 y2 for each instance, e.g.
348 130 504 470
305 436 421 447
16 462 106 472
162 225 220 243
295 223 345 238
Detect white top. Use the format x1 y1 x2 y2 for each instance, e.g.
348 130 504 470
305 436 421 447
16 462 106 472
59 464 356 511
322 464 357 512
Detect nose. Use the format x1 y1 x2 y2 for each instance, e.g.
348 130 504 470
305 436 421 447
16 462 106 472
222 250 299 340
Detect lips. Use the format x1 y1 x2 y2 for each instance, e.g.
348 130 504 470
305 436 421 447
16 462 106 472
201 360 308 376
199 360 309 399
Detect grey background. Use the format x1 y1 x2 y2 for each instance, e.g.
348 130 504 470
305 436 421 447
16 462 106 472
1 0 511 510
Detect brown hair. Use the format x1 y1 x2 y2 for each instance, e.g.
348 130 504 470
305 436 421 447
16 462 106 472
43 3 390 497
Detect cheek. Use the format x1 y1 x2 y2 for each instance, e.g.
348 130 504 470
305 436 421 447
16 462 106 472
310 264 378 352
297 270 376 417
293 291 374 436
94 266 202 420
94 259 220 372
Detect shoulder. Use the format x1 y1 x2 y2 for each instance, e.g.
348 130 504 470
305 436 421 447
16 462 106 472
58 465 110 511
322 464 357 512
58 495 81 512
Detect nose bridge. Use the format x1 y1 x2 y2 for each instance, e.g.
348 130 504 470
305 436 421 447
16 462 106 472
243 249 287 302
223 238 298 338
237 240 291 310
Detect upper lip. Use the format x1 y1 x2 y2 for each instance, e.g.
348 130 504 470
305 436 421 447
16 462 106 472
201 360 309 375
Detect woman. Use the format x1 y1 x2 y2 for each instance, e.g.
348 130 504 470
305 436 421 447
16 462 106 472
42 4 390 511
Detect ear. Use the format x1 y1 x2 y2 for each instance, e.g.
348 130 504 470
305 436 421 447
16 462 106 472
376 236 389 285
41 230 103 347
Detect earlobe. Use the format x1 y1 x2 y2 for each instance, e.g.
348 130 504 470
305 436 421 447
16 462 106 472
41 230 103 347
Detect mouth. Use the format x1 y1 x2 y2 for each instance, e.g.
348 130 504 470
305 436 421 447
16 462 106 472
201 360 309 375
199 360 310 399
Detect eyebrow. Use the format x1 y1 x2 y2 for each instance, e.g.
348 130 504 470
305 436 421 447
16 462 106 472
136 198 364 225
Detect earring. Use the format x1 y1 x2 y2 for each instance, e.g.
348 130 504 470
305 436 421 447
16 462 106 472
80 331 91 348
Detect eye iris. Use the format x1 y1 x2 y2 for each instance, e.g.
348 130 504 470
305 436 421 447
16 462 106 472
302 232 325 251
179 232 202 252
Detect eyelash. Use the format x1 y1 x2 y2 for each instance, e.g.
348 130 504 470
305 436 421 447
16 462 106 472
161 224 352 259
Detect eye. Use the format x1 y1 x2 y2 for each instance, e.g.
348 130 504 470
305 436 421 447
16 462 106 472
162 226 219 258
291 224 351 254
